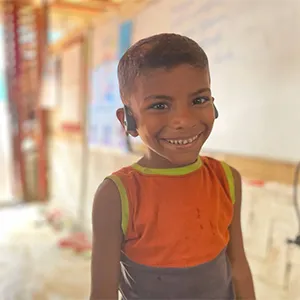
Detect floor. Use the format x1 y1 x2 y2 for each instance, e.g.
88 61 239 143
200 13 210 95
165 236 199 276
0 204 91 300
0 182 300 299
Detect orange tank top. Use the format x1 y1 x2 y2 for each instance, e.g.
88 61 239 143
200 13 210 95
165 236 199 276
107 156 235 268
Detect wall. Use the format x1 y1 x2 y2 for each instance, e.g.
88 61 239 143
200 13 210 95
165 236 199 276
47 0 300 230
131 0 300 163
47 2 300 298
0 26 13 202
0 100 13 202
48 0 300 208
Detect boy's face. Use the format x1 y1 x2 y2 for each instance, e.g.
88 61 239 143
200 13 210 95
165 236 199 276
124 64 215 166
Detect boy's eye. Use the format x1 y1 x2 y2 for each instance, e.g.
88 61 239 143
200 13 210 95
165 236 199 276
193 97 210 105
150 103 168 110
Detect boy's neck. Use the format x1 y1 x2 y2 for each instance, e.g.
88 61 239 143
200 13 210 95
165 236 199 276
137 149 198 169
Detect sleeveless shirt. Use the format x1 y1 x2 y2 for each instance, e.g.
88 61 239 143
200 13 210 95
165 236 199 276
106 156 236 299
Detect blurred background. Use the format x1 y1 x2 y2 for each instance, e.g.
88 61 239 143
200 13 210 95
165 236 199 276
0 0 300 299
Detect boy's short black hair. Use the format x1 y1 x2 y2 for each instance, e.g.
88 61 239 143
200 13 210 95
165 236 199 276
118 33 209 103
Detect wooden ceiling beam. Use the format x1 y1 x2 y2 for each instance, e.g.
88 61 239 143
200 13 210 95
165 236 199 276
50 3 101 17
48 24 86 55
50 1 118 18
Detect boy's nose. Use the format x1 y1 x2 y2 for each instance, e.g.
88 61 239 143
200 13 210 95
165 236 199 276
169 107 197 130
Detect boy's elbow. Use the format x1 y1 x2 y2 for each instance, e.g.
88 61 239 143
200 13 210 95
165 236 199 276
231 257 252 282
90 291 118 300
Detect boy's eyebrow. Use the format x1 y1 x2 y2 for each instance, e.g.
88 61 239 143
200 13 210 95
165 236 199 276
144 88 211 101
144 94 172 101
189 88 211 96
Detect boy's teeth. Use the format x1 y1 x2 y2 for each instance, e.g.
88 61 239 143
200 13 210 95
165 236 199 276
167 134 199 145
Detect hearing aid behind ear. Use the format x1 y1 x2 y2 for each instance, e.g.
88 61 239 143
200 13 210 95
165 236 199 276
213 104 219 119
124 105 137 132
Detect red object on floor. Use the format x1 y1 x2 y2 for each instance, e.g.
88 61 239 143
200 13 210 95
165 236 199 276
248 179 265 187
58 232 92 253
74 243 92 253
46 209 62 222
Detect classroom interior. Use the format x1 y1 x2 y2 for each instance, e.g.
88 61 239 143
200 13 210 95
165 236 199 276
0 0 300 299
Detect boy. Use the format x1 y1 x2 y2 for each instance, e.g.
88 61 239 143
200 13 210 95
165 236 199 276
90 33 255 300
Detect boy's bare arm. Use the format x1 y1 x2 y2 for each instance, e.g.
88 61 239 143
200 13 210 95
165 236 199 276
90 179 122 300
227 167 256 300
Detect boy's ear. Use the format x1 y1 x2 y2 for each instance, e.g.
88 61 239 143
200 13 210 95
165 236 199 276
116 108 139 137
116 107 125 128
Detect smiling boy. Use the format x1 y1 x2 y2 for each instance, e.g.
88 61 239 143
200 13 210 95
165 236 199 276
90 33 255 300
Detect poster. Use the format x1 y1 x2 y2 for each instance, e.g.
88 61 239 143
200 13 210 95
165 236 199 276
88 61 126 150
92 18 119 66
88 20 134 151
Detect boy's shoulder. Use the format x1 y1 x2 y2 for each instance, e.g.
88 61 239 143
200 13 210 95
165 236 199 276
201 155 228 170
110 163 137 177
201 155 221 164
104 164 139 190
201 155 240 178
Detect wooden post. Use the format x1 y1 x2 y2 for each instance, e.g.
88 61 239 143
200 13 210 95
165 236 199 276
2 1 27 200
35 3 49 201
76 27 93 232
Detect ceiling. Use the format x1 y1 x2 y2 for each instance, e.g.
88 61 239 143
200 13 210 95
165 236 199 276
1 0 143 29
48 0 145 31
50 0 123 18
1 0 148 50
49 0 122 30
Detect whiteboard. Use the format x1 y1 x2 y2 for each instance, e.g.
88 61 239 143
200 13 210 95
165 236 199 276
133 0 300 162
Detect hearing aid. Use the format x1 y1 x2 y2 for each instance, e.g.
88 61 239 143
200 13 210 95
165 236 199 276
124 105 137 132
213 104 219 119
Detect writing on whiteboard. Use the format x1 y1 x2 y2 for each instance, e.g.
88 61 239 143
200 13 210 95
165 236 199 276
170 0 234 65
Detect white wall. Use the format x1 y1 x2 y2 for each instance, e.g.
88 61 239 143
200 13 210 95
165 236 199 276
0 26 13 201
132 0 300 163
0 102 13 201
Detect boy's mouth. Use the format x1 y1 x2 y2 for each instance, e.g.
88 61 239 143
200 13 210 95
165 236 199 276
163 133 201 146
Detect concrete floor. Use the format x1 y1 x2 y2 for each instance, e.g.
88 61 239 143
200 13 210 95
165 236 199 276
0 181 300 299
0 204 90 300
